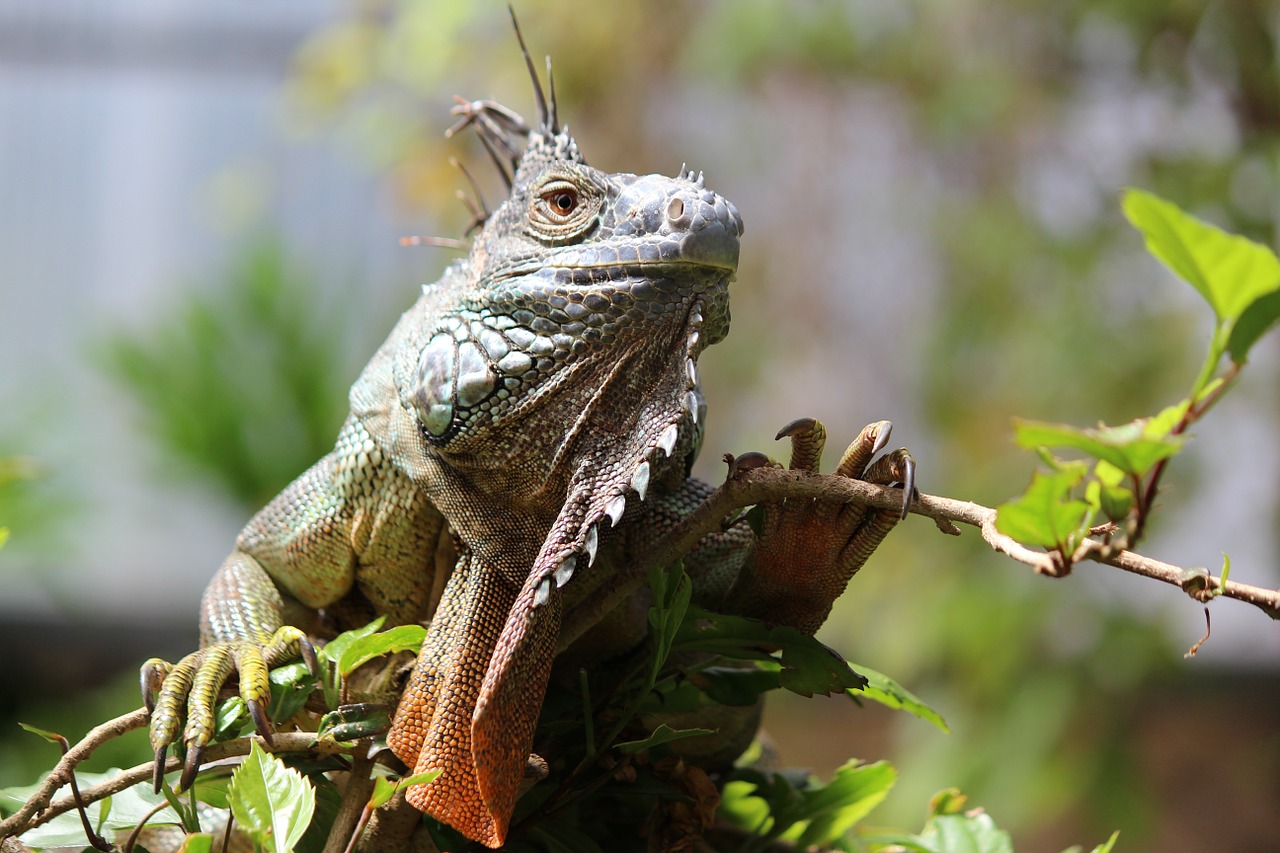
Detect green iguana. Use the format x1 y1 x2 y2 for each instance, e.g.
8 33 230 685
141 16 913 849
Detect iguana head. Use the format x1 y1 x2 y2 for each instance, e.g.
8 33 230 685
402 81 742 464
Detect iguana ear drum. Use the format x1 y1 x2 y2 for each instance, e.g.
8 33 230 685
411 331 500 439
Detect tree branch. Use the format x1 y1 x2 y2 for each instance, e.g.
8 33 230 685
0 720 343 841
560 465 1279 650
0 709 149 841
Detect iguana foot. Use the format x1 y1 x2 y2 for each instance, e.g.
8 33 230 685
141 627 315 791
725 418 915 634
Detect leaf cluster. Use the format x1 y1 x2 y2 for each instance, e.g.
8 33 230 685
995 190 1280 574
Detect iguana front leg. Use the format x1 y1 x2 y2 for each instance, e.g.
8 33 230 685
142 416 445 789
723 418 915 634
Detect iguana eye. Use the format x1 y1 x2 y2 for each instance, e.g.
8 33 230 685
545 188 578 217
528 174 601 243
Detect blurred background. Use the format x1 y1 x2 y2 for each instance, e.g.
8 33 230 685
1 1 1277 849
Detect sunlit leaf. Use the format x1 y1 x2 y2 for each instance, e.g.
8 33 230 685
994 469 1092 551
851 666 949 733
16 722 63 744
1227 288 1280 363
929 812 1015 853
726 761 895 845
215 696 251 740
1121 189 1280 324
1093 460 1125 488
318 617 387 667
1014 418 1182 477
178 833 215 853
268 662 319 724
7 774 184 848
1089 830 1122 853
228 742 316 853
334 624 426 677
368 770 440 809
1143 401 1190 440
789 760 896 846
1085 479 1134 523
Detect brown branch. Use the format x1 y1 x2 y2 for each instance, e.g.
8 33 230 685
0 725 344 841
560 466 1279 650
0 708 149 841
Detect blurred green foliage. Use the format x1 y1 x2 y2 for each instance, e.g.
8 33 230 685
0 454 71 559
100 240 356 508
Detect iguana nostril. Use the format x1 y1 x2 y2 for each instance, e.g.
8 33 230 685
667 196 685 222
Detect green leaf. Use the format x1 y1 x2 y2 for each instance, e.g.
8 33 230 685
228 741 316 853
178 833 216 853
1088 830 1121 853
1093 459 1125 487
1121 188 1280 324
215 696 251 740
1014 418 1182 477
318 616 388 667
690 664 783 706
0 527 8 550
268 662 320 723
1086 480 1134 523
17 722 64 744
994 469 1092 551
673 607 866 697
929 812 1015 853
851 666 949 733
318 703 393 744
334 624 426 677
6 774 185 848
727 761 896 845
1227 287 1280 363
368 770 440 809
789 760 896 847
648 564 693 684
615 723 717 754
192 776 233 810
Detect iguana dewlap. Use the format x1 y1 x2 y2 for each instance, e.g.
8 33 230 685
141 21 912 850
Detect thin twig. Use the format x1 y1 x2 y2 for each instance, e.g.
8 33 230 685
323 745 377 853
0 708 149 840
1 729 340 840
560 466 1279 650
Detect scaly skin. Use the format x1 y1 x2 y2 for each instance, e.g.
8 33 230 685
141 22 913 849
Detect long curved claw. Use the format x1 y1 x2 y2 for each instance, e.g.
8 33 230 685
180 743 205 792
775 417 827 472
152 746 169 793
862 447 916 519
247 698 274 748
899 452 916 519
